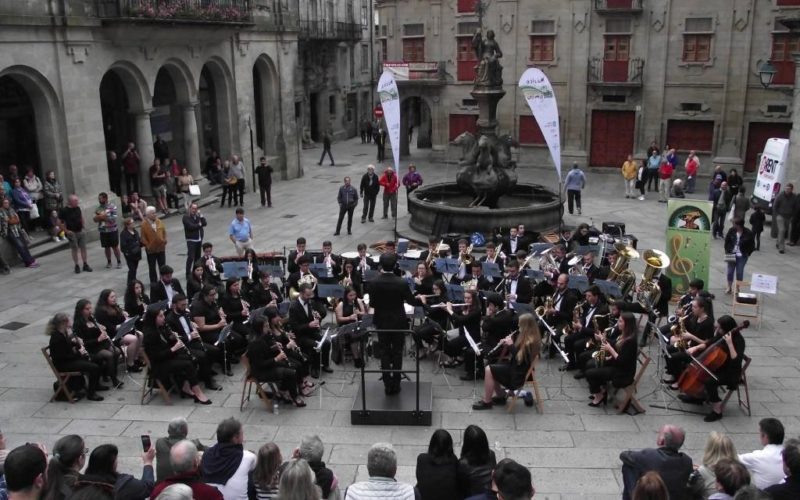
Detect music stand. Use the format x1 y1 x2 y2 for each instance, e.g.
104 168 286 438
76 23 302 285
309 263 332 279
535 309 571 401
215 324 233 377
568 276 589 293
246 307 268 323
317 284 345 300
445 283 465 302
639 321 684 413
397 259 419 274
258 264 283 277
278 301 290 316
594 279 623 300
434 258 460 275
222 261 248 279
114 316 139 343
397 238 409 255
481 262 502 278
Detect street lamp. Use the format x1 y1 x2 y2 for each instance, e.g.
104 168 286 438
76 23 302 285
758 60 778 89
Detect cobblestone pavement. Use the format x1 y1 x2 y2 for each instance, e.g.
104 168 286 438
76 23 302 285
1 138 799 498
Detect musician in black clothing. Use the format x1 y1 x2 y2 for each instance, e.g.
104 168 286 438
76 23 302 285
663 297 715 387
287 256 318 300
476 293 519 378
460 261 493 292
440 290 483 380
287 237 307 275
353 242 377 279
166 294 220 390
241 247 262 292
246 271 284 309
333 286 368 367
502 259 533 307
318 241 342 284
246 314 307 407
288 283 332 378
413 279 449 356
186 262 206 302
150 265 185 305
577 250 600 284
673 278 715 321
190 285 234 375
141 304 212 405
542 274 579 356
199 242 223 289
502 226 522 255
479 242 505 283
338 259 362 297
219 279 253 345
586 312 639 407
124 279 150 319
412 262 435 297
563 286 609 371
46 312 104 401
575 301 622 375
94 288 143 372
568 223 591 252
73 299 122 388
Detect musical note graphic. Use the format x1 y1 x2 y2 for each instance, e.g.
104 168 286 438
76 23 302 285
670 234 694 296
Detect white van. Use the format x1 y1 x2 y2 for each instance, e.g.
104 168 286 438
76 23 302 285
752 138 789 212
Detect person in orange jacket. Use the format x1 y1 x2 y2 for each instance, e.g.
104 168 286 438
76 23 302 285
379 167 400 219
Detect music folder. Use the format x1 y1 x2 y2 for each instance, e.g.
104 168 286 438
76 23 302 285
317 284 345 299
215 324 233 346
397 258 419 273
567 276 589 293
309 263 331 278
445 283 465 302
397 238 409 255
246 307 268 323
594 279 623 299
258 264 284 277
481 262 502 278
530 243 554 257
114 316 139 342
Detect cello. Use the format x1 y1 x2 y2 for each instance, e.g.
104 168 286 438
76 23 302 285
676 320 749 399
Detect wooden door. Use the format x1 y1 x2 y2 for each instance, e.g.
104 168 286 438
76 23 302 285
607 0 634 8
449 114 478 141
744 122 792 173
590 110 635 167
604 35 630 83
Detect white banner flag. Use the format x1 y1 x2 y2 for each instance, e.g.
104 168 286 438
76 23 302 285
378 70 401 170
519 68 561 179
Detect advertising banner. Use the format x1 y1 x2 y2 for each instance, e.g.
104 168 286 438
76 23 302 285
378 70 401 170
665 199 714 299
519 68 561 178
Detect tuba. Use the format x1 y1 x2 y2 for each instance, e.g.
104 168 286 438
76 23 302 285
567 255 584 276
609 242 639 298
635 249 670 311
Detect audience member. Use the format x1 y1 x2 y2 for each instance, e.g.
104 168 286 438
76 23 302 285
732 485 771 500
764 438 800 500
457 425 497 498
154 484 192 500
631 471 668 500
200 418 256 500
155 418 206 482
738 418 785 489
493 458 534 500
248 443 282 500
4 444 48 500
344 443 415 500
43 435 85 500
620 425 693 500
698 432 739 499
59 195 92 273
291 435 336 499
279 459 321 500
710 459 750 499
150 441 221 500
415 429 459 500
141 206 167 285
79 444 154 500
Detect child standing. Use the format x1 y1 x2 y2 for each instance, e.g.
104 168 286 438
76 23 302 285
48 209 65 242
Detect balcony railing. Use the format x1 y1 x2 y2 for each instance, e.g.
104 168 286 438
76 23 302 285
299 20 363 41
588 57 644 86
594 0 643 13
96 0 253 24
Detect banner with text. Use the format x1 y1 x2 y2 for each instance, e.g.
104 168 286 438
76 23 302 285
519 68 561 179
378 70 401 170
665 199 713 300
382 62 439 81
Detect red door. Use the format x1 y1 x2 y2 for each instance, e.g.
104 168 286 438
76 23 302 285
449 114 478 141
590 110 635 167
744 122 792 173
607 0 634 7
604 35 630 83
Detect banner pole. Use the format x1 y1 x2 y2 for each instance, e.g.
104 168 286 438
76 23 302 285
558 179 564 236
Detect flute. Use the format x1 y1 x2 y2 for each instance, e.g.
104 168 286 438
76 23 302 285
428 303 468 309
484 330 518 359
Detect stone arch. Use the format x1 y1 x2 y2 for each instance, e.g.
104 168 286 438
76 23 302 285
253 54 280 157
152 58 201 177
199 56 235 159
400 94 434 156
158 58 197 106
0 65 69 188
105 60 152 113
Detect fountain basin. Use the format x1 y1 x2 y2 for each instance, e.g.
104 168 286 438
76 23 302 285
408 182 563 235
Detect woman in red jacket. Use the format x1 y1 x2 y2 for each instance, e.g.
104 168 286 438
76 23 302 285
379 167 399 219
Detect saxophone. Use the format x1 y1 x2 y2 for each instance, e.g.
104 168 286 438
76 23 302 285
534 294 554 317
562 300 585 337
671 314 689 350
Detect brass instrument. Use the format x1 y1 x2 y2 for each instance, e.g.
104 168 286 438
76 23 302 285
519 253 536 271
289 272 318 300
534 294 554 318
592 344 607 367
538 248 558 275
459 244 475 268
567 255 584 276
586 313 609 349
635 249 671 310
562 300 585 336
671 314 689 350
460 277 478 290
426 239 444 268
609 242 639 298
488 243 503 263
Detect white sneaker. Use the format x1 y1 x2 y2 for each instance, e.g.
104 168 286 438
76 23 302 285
638 196 645 201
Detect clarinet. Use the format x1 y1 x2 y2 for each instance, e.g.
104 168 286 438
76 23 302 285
168 327 196 363
89 315 113 350
69 327 91 360
186 314 207 353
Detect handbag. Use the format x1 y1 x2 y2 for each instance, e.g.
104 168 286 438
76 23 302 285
188 184 201 196
227 177 239 186
29 203 40 220
724 253 736 263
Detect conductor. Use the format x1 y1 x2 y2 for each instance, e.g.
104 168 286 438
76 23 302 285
366 253 420 395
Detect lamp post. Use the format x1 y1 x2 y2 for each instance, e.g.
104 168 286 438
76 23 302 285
758 60 777 89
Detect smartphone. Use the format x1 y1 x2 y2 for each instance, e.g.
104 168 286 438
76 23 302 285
140 435 151 452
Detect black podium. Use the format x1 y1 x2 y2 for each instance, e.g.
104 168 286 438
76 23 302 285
351 328 433 426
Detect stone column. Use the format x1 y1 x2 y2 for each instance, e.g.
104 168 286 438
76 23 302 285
787 53 800 186
182 102 202 179
134 110 155 197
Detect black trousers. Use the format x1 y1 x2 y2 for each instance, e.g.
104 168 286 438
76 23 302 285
236 179 245 206
260 366 300 398
713 211 726 238
154 357 199 387
319 148 334 165
664 347 691 379
586 366 617 394
336 205 355 233
646 169 659 191
754 230 762 250
377 146 385 162
220 185 234 207
296 332 331 369
185 241 202 279
378 331 404 389
259 183 272 207
361 194 377 220
146 251 166 285
57 359 101 393
125 173 139 195
567 189 581 214
564 329 591 366
124 255 140 285
189 345 217 384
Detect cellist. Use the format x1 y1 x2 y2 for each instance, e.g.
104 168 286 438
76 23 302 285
677 315 746 422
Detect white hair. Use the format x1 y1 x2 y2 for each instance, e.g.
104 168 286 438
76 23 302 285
155 483 193 500
145 206 157 214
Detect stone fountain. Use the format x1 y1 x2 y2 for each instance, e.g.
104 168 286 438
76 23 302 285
407 28 562 236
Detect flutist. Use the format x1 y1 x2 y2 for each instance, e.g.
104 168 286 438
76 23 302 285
440 290 482 380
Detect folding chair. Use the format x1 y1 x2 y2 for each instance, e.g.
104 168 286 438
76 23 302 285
731 281 762 329
722 354 752 416
41 347 82 404
615 349 651 415
140 352 176 405
240 354 277 412
507 358 544 414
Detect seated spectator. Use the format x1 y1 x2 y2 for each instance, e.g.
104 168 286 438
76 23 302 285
155 418 206 482
279 459 320 500
711 459 750 499
4 444 48 500
344 443 415 500
631 471 668 500
0 428 7 474
738 418 785 489
457 425 497 498
43 435 86 500
79 444 154 500
698 432 739 499
492 458 534 500
150 440 221 500
732 485 772 499
620 425 693 500
200 418 256 500
416 429 459 500
764 438 800 500
154 484 193 500
127 193 146 221
248 443 281 500
291 435 336 499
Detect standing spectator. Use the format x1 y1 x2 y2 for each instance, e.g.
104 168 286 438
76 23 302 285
182 203 206 279
141 206 167 285
80 444 155 500
636 160 647 201
107 151 122 196
254 157 273 208
764 438 800 500
646 149 661 192
10 178 34 232
732 186 751 222
727 169 743 196
122 142 141 195
151 440 221 500
712 165 728 184
59 195 91 273
665 147 679 171
360 117 368 144
219 161 234 208
713 182 731 239
738 418 786 490
773 183 796 253
93 192 122 269
416 429 459 500
378 129 387 162
155 418 207 482
344 443 414 500
366 119 373 144
228 207 253 257
334 177 358 236
697 432 739 499
622 154 637 199
402 164 423 198
0 174 11 196
359 165 379 223
154 135 170 166
3 444 48 500
200 418 256 500
749 206 765 251
318 131 334 166
620 425 693 500
646 140 660 158
657 157 674 203
684 151 699 194
127 192 147 221
0 198 38 268
564 163 586 214
176 167 194 212
290 435 337 500
150 159 168 215
379 167 399 220
22 168 43 227
120 218 142 285
230 155 246 206
42 171 63 216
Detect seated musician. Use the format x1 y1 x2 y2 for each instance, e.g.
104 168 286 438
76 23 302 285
562 285 609 371
190 285 234 375
472 292 518 382
288 283 332 378
382 240 403 276
441 290 483 380
288 256 317 300
462 261 492 292
247 314 307 407
123 279 150 320
419 235 442 277
219 278 254 342
675 279 715 320
150 265 185 305
247 270 284 309
453 238 472 283
574 301 622 377
551 244 571 277
94 289 143 372
568 223 591 252
503 226 521 255
166 294 221 390
333 286 367 367
479 242 505 283
46 312 104 401
73 299 122 389
585 312 639 407
503 259 533 307
576 250 600 284
414 279 449 356
319 240 342 284
542 273 579 356
240 248 262 296
353 242 376 283
199 242 223 289
287 236 307 275
662 297 715 389
186 262 206 302
472 312 541 410
141 304 212 405
677 315 746 422
412 262 434 297
338 259 362 297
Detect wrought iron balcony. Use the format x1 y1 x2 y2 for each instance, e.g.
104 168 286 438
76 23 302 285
594 0 643 14
588 57 644 87
299 20 363 41
96 0 253 24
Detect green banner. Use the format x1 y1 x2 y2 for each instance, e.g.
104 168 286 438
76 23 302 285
665 199 713 300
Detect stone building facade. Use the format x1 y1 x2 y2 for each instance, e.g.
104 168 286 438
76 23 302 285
376 0 800 172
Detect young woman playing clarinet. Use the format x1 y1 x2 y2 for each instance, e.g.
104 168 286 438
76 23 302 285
95 289 143 372
585 312 638 407
73 299 123 389
46 312 104 401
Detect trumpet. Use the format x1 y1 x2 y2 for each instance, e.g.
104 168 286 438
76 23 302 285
459 244 475 267
426 239 444 268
